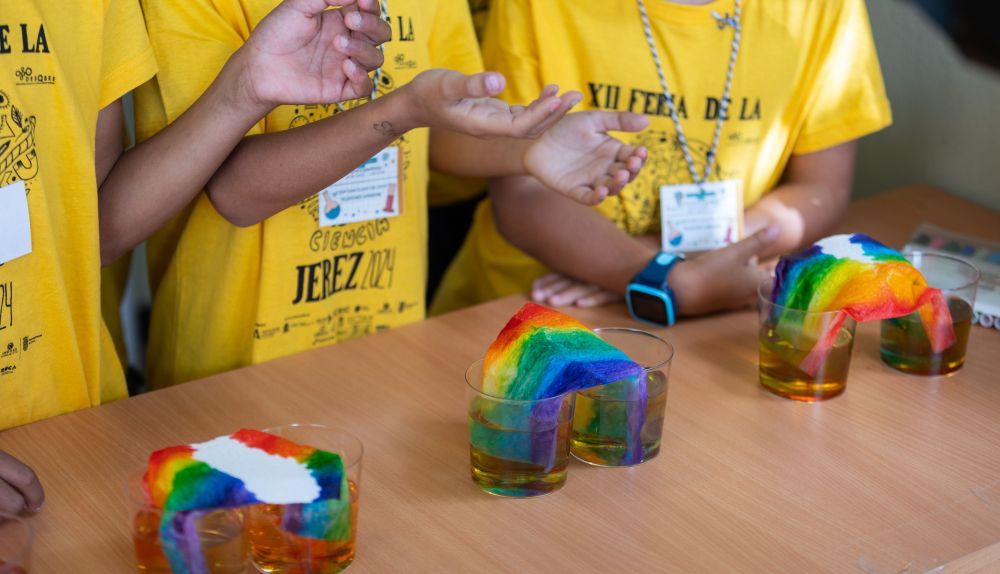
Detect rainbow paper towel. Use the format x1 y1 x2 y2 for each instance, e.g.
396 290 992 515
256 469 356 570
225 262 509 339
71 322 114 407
474 303 645 466
771 234 955 374
144 429 349 574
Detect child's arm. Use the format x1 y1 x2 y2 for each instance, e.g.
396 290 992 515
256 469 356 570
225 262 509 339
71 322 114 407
201 69 647 227
743 141 857 260
0 450 44 514
97 0 391 265
491 175 779 316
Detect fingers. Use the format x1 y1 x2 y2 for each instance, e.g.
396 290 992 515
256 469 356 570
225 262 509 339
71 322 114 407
343 10 392 44
588 111 651 134
725 225 780 263
511 89 581 138
532 274 575 302
0 451 44 514
564 185 608 206
549 283 603 307
341 59 374 95
440 71 506 100
334 33 384 71
577 290 623 308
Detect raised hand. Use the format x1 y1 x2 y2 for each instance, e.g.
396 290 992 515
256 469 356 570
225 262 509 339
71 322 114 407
405 69 581 138
523 111 650 205
241 0 391 106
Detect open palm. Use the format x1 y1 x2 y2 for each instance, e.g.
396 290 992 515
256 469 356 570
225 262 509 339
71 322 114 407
244 0 390 106
524 111 650 205
409 69 580 138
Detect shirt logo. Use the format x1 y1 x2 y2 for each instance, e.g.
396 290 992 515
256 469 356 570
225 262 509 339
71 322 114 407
14 66 55 86
0 91 39 187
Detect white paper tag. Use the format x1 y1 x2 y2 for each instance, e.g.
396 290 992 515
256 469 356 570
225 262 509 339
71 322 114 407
318 146 401 227
660 179 743 253
0 180 32 264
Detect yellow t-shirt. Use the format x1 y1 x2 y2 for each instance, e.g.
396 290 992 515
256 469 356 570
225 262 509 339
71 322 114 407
424 0 493 208
0 0 156 428
431 0 892 315
135 0 483 389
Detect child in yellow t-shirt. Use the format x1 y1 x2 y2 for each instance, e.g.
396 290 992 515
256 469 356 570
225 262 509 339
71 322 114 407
135 0 649 389
0 0 398 511
432 0 892 317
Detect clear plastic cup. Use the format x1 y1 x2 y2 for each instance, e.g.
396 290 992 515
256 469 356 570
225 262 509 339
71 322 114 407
570 328 674 467
880 252 980 376
758 282 858 401
467 360 575 497
247 424 363 574
127 471 248 574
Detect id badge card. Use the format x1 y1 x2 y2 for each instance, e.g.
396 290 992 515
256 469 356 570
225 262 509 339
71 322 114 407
659 180 743 253
0 180 32 264
318 146 401 227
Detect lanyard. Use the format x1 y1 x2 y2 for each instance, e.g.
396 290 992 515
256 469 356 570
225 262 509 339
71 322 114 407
336 0 388 112
635 0 742 185
370 0 388 102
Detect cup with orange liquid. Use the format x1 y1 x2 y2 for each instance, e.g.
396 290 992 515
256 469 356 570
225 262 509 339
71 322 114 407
758 282 858 401
127 471 248 574
0 512 32 574
880 252 980 376
247 424 362 574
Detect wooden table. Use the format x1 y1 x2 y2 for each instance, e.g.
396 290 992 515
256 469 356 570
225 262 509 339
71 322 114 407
3 186 1000 573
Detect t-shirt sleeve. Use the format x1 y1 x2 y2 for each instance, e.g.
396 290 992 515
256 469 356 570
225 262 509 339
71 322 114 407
100 0 158 108
139 0 249 123
428 0 484 73
793 0 892 155
480 0 543 106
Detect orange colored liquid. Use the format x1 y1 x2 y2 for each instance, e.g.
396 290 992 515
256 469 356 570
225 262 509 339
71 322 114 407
880 297 973 376
759 324 855 402
248 481 359 574
132 508 247 574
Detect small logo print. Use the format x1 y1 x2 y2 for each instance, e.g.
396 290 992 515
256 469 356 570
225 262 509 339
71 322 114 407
14 67 55 86
393 53 417 70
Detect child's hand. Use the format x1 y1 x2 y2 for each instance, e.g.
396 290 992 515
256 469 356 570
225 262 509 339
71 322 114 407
241 0 391 107
532 273 622 308
406 69 581 138
0 450 43 515
523 111 650 205
671 226 780 316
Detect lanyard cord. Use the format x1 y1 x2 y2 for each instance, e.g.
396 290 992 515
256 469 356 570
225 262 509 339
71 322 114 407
336 0 388 112
635 0 742 185
370 0 388 102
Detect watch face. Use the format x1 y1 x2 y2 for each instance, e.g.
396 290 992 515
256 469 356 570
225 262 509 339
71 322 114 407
629 290 669 326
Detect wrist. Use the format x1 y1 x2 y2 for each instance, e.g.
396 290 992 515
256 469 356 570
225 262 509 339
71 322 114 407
215 47 274 124
668 263 699 317
383 86 425 134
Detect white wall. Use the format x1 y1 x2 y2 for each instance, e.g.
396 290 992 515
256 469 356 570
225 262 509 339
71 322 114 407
856 0 1000 210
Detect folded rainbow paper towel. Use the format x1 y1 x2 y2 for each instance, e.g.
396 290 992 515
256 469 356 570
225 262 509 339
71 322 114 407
144 429 349 574
474 303 645 466
771 233 955 374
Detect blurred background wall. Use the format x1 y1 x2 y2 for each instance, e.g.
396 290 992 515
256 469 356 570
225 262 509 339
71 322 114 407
856 0 1000 210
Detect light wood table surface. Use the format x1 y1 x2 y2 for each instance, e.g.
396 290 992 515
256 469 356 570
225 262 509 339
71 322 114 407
2 186 999 573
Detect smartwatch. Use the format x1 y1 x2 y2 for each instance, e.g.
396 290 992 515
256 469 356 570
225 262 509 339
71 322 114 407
626 252 684 327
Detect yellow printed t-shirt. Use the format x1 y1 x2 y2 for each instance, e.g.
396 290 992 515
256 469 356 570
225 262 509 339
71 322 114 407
135 0 483 388
425 0 493 208
0 0 156 428
431 0 891 314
